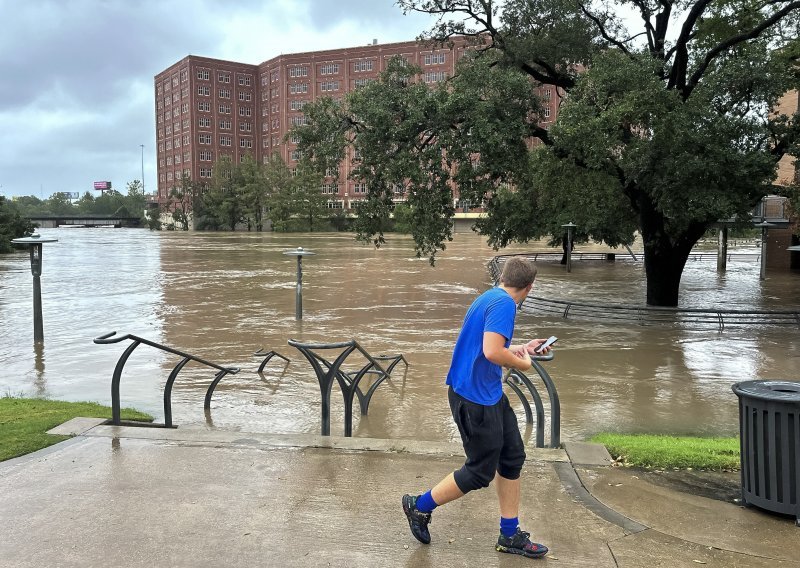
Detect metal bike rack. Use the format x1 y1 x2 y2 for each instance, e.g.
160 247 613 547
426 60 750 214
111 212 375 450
94 331 240 427
253 348 291 373
504 352 561 448
287 338 408 437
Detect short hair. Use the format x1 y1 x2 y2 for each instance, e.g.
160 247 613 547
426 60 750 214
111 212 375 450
500 257 537 289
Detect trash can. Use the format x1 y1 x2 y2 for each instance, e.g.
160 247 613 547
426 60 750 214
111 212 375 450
731 380 800 526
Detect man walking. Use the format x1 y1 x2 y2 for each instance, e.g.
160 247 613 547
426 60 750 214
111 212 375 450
402 256 550 559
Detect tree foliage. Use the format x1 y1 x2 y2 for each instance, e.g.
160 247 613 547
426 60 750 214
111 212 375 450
0 196 35 253
297 0 800 305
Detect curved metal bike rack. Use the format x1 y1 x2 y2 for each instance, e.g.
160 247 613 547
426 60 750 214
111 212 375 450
287 338 408 437
504 351 561 448
94 331 240 427
253 348 291 373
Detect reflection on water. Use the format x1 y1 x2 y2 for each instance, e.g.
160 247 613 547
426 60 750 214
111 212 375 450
1 228 799 443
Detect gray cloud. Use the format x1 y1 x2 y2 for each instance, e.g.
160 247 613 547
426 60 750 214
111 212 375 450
0 0 430 198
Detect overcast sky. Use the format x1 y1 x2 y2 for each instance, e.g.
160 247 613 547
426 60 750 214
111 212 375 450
0 0 440 199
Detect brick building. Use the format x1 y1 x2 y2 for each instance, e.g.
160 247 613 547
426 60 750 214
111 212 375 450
153 38 561 210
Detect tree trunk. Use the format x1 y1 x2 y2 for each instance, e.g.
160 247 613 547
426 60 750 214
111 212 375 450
638 194 707 307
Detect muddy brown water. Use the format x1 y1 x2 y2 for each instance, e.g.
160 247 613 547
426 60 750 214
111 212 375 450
2 229 799 444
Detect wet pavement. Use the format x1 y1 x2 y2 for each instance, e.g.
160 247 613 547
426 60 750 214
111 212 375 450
1 421 798 568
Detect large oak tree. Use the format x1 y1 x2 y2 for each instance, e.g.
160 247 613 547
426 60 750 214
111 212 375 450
297 0 800 305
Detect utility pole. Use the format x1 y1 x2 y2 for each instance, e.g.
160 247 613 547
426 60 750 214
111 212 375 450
140 144 145 192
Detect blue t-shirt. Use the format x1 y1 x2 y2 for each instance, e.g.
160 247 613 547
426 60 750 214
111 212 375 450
446 287 517 405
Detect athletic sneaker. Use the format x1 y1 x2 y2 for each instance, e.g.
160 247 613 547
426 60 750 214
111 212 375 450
402 494 432 544
496 528 548 558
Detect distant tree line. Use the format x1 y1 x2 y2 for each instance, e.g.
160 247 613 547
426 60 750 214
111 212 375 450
0 196 35 253
155 153 354 233
9 180 148 221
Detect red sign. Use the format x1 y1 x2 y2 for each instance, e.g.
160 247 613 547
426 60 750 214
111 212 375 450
93 181 111 190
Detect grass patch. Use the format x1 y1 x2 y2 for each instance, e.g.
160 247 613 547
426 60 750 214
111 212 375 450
0 397 152 462
590 433 740 470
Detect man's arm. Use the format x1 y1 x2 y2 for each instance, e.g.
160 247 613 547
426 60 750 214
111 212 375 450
484 332 532 371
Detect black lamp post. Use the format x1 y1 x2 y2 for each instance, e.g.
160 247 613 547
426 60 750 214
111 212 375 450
283 247 315 320
753 221 772 281
561 222 576 273
12 234 58 343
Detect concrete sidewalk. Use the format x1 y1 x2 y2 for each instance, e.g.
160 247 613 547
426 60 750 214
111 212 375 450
0 421 798 568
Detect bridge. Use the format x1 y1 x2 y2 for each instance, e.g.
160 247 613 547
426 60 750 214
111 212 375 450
28 215 142 228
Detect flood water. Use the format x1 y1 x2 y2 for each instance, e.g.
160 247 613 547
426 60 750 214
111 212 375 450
1 228 799 443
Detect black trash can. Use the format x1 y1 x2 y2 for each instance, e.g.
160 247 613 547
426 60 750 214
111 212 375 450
732 380 800 526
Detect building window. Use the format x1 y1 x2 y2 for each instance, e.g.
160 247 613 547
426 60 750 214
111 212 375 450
353 59 374 72
353 182 367 194
543 107 551 118
182 103 189 114
238 106 252 117
239 122 252 132
271 87 279 98
290 134 301 144
199 134 211 144
219 88 230 99
181 87 188 98
320 63 340 75
180 69 188 82
290 115 308 126
326 200 343 209
184 151 191 162
198 85 210 96
173 108 180 118
423 52 446 65
166 140 173 150
167 172 173 181
198 101 211 112
166 125 172 135
182 119 189 129
197 69 210 80
199 167 213 178
182 135 189 146
238 75 252 86
166 156 173 166
218 72 230 83
543 89 552 99
220 135 232 146
290 149 302 161
321 183 338 194
289 83 309 94
238 91 252 102
423 71 448 83
174 136 181 148
219 103 231 114
353 78 375 88
288 66 308 78
199 117 211 128
240 138 253 148
272 136 280 146
219 119 232 130
175 154 181 164
173 121 181 132
289 100 307 111
271 118 280 130
270 70 279 82
199 150 212 161
320 81 339 92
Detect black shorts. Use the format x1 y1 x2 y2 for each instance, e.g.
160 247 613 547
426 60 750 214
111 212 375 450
448 385 526 493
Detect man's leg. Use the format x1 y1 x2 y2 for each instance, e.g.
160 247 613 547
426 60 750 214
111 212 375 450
431 472 465 506
495 472 520 519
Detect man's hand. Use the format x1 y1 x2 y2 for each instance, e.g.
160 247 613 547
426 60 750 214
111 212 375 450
524 338 553 356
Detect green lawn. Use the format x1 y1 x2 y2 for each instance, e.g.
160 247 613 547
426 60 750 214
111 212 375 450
590 433 741 470
0 397 152 462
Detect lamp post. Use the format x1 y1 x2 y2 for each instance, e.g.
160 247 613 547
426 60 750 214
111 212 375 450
753 221 772 281
283 247 315 320
140 144 145 193
12 233 58 343
561 222 576 273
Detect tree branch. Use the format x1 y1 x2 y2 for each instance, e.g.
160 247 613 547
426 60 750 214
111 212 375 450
578 2 631 55
667 0 713 91
683 2 800 99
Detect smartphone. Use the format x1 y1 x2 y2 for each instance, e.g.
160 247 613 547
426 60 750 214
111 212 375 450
534 336 558 354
